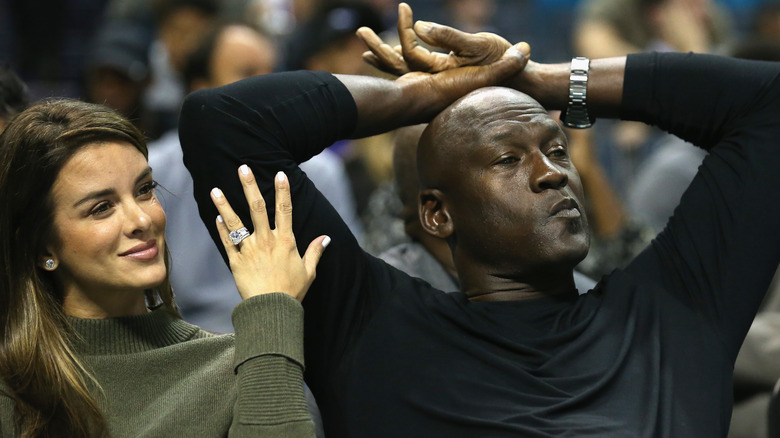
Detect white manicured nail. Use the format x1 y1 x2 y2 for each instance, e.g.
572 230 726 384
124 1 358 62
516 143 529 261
211 188 222 198
276 171 285 182
217 215 224 223
240 164 250 175
322 236 331 248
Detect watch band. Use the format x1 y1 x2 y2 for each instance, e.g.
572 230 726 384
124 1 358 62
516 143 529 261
561 57 594 129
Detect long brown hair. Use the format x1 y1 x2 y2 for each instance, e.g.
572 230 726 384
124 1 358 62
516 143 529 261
0 99 179 437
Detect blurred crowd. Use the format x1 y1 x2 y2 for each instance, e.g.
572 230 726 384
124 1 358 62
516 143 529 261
3 0 780 436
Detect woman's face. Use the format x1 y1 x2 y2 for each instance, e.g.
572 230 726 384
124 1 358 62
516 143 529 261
47 141 167 317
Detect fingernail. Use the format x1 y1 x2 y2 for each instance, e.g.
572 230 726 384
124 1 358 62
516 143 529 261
276 171 285 182
516 42 530 57
240 164 250 175
416 21 432 32
217 215 224 223
322 236 331 248
211 188 222 198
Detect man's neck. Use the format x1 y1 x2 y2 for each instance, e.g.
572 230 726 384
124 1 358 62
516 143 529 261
457 264 578 302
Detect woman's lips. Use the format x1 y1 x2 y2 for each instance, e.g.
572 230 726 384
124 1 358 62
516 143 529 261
119 240 159 260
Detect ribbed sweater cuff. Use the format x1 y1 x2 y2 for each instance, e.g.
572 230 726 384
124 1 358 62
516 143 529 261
232 293 304 371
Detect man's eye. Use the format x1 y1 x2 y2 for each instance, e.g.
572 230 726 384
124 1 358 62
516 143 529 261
497 156 518 165
548 146 568 158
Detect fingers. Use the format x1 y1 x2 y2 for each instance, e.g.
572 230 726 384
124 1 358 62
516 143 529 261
274 171 293 235
414 21 479 56
357 27 409 75
238 164 270 239
211 188 244 255
488 42 531 83
299 235 332 301
397 3 433 72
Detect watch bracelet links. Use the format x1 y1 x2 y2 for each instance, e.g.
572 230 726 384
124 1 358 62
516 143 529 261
561 57 594 129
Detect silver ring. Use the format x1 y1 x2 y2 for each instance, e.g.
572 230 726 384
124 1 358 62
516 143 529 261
229 227 251 246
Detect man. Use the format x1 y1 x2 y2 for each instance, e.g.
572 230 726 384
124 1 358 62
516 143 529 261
380 123 597 293
179 4 780 437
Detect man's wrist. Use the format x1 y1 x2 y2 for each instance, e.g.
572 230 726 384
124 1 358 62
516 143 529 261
561 57 595 129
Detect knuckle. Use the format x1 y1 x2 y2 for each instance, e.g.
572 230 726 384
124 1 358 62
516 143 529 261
279 234 297 247
250 198 266 213
242 173 256 185
277 200 293 215
226 216 243 229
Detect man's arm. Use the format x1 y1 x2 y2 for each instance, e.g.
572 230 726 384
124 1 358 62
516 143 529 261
358 3 626 118
178 51 528 417
362 6 780 357
341 45 528 138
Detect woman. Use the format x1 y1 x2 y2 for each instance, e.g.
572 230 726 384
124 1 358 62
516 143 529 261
0 99 328 437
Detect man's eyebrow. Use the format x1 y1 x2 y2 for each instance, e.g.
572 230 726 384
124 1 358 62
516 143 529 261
72 167 153 208
490 130 515 142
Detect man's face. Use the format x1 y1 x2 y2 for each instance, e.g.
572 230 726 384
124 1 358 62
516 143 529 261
427 89 590 277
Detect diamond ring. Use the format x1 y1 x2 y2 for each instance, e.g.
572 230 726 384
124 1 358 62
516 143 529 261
229 227 251 246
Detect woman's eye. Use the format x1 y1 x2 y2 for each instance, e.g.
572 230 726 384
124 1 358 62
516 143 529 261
138 181 158 196
90 202 112 216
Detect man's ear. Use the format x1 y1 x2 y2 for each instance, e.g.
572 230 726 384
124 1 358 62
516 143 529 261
419 189 453 238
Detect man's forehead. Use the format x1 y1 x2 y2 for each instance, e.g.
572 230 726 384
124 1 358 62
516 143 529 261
457 87 543 112
445 88 548 127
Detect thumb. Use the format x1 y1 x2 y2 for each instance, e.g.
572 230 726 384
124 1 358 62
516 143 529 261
500 42 531 63
487 42 530 83
302 235 331 279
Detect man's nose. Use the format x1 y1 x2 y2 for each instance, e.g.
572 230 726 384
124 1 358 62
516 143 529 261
531 154 568 192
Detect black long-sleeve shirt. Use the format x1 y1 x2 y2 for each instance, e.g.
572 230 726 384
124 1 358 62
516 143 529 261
179 52 780 437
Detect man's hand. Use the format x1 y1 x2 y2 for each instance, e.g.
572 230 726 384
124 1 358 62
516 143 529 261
357 2 514 76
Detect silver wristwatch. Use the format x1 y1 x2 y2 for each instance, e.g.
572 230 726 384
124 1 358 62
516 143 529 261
561 57 594 129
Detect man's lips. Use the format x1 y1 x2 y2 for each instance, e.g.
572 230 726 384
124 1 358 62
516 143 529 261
119 240 159 260
549 197 581 218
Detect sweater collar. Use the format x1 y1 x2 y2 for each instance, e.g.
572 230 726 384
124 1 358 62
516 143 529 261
68 307 202 355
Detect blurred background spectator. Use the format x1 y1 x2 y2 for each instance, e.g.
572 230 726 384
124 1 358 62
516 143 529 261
0 66 29 134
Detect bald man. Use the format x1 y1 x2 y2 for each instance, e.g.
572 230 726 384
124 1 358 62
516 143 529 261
180 6 780 437
380 123 597 293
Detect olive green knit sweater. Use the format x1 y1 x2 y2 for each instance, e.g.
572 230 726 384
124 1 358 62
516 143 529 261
0 293 315 437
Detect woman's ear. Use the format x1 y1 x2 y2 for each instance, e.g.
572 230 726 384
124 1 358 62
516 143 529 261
419 189 453 238
40 247 58 271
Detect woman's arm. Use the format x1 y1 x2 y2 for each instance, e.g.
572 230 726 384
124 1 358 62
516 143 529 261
209 167 326 437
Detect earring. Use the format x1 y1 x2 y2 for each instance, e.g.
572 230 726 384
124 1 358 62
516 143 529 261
44 259 56 270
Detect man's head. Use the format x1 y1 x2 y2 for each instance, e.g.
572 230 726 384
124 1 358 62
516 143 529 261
285 2 385 74
184 23 277 91
85 21 152 121
154 0 219 73
417 87 590 288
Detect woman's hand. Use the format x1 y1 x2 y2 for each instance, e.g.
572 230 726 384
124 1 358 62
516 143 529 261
358 2 515 76
210 165 330 302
